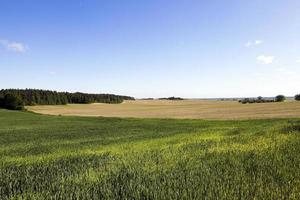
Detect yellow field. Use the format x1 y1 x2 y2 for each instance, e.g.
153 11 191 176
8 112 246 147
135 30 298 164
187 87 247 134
26 100 300 119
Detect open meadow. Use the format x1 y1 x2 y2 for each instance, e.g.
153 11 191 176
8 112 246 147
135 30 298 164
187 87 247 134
27 100 300 120
2 0 300 199
1 108 300 199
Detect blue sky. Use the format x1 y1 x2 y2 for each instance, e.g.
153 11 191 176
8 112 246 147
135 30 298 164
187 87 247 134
1 0 300 98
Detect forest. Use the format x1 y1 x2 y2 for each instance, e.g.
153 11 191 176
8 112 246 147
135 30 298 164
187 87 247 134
0 89 134 107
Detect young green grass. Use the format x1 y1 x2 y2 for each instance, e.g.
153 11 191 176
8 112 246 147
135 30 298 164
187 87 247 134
1 109 300 199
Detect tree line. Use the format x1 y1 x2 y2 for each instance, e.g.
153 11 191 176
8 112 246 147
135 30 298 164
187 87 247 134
0 89 134 110
239 94 300 104
158 97 184 100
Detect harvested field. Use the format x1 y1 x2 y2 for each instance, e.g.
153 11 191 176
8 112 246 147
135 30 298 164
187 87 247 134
27 100 300 119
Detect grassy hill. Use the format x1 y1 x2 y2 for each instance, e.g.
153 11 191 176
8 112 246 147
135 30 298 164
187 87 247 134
1 109 300 199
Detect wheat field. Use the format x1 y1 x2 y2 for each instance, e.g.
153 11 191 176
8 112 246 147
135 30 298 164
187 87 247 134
1 109 300 199
27 100 300 119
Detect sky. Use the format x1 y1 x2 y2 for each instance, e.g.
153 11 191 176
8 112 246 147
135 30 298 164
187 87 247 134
0 0 300 98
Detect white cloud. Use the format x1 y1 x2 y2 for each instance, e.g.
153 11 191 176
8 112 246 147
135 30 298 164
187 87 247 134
245 40 263 47
256 55 274 64
255 40 263 45
7 42 26 52
0 39 27 53
296 59 300 63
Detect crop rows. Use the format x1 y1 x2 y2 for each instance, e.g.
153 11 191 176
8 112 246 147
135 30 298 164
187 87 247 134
1 110 300 199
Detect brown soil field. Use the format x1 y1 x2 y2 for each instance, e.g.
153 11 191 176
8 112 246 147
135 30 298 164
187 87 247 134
26 100 300 120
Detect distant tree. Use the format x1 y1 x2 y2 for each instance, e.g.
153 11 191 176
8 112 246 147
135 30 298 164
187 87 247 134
158 97 184 100
241 98 250 104
1 94 24 110
239 97 275 104
275 95 286 102
295 94 300 101
257 96 263 100
257 96 263 103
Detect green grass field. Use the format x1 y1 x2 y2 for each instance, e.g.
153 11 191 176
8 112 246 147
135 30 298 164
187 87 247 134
1 109 300 199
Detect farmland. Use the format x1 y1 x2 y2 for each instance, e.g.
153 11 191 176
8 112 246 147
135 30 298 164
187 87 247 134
1 109 300 199
27 99 300 120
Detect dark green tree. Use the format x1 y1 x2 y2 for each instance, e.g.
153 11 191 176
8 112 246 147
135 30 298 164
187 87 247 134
295 94 300 101
1 94 24 110
275 95 286 102
0 89 134 106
